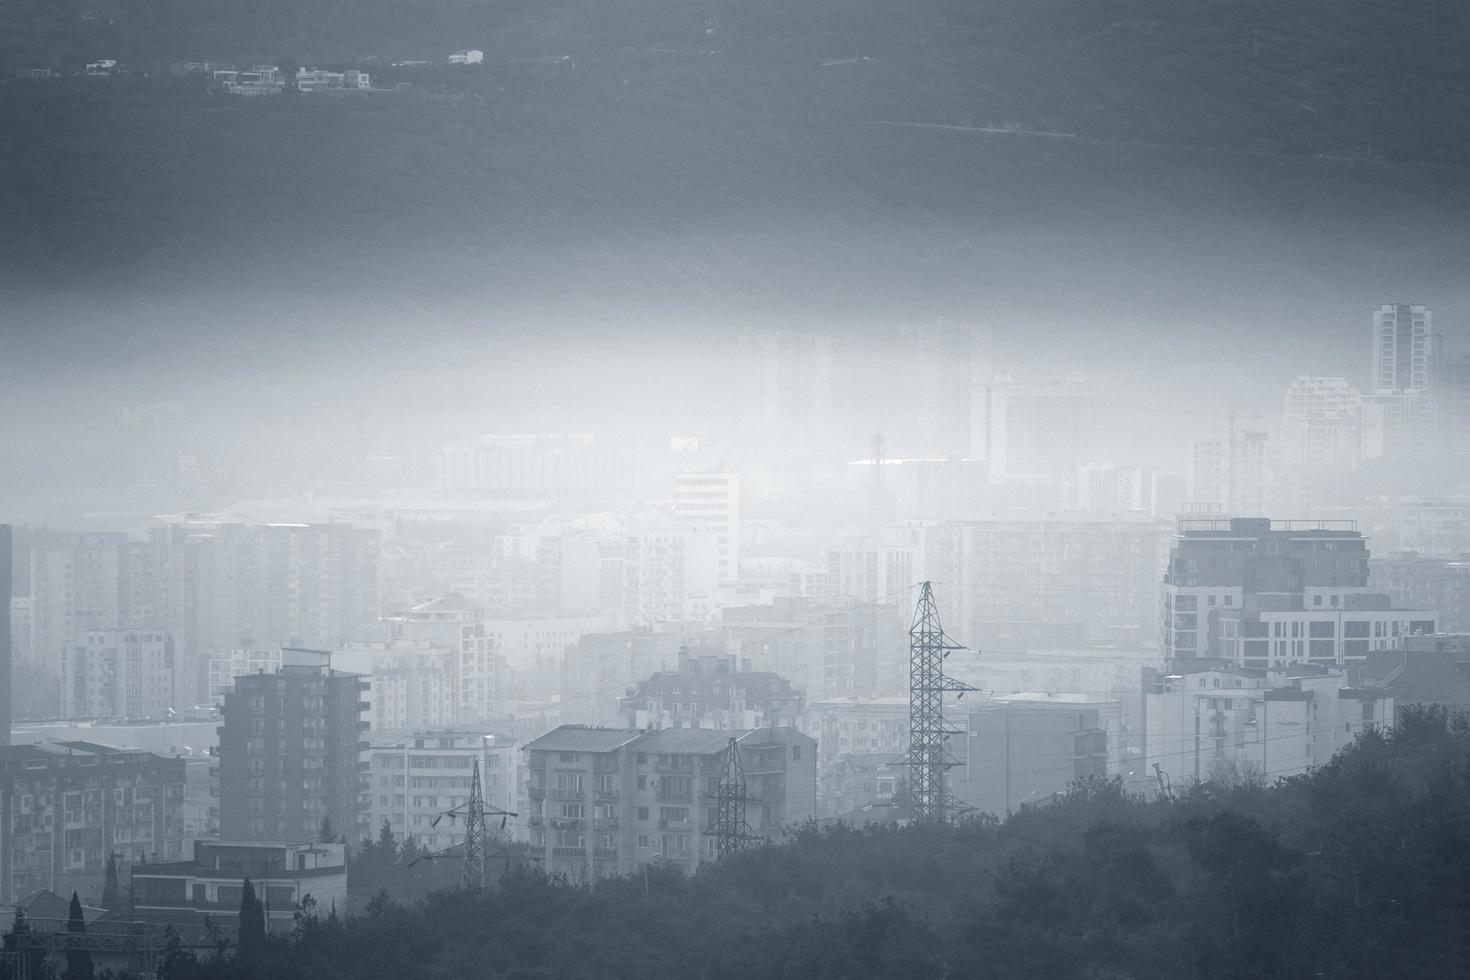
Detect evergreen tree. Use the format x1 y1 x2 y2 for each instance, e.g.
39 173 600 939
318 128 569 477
318 818 337 844
237 879 266 958
100 854 122 911
64 892 94 980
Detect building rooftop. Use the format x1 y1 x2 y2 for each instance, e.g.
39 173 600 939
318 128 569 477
524 726 644 754
638 728 749 755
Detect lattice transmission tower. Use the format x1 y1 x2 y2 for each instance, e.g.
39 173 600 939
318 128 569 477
902 581 976 823
709 736 762 857
431 760 516 889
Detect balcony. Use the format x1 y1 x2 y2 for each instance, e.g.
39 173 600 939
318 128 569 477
593 817 619 831
527 787 546 800
592 787 619 802
654 758 694 774
657 818 693 831
547 788 583 801
655 789 693 804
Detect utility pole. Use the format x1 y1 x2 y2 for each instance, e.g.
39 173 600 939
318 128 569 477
709 737 761 857
901 582 976 823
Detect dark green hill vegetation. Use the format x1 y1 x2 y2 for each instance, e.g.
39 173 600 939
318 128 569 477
60 705 1470 980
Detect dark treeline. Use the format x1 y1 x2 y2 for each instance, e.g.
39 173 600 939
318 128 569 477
28 703 1469 980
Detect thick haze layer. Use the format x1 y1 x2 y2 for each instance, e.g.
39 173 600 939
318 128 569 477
4 0 1470 518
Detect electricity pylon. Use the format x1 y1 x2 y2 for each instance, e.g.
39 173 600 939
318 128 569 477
709 736 762 857
431 760 516 889
901 581 976 823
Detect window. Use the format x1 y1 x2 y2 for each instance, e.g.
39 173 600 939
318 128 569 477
637 775 647 790
792 745 801 761
559 752 578 763
638 807 650 821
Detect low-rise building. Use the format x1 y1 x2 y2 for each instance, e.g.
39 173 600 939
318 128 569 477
955 697 1112 816
295 68 371 92
131 840 347 934
1142 664 1392 785
1359 633 1470 709
522 725 815 879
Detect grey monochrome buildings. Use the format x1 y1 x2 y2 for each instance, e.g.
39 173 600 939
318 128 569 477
217 657 370 842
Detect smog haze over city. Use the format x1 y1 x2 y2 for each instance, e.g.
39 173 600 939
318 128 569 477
3 0 1470 976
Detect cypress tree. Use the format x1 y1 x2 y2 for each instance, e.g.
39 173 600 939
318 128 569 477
65 891 94 980
100 854 122 911
237 878 266 957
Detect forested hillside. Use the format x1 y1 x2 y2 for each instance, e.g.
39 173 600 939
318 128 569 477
128 706 1470 980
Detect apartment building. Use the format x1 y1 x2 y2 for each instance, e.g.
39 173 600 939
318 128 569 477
366 732 519 852
1161 517 1375 663
0 742 184 904
62 630 182 720
522 725 815 879
619 649 803 731
217 659 370 842
1216 592 1436 670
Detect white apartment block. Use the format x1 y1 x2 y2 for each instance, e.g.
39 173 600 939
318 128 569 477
61 629 183 720
367 732 520 852
1372 303 1435 392
673 472 740 583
